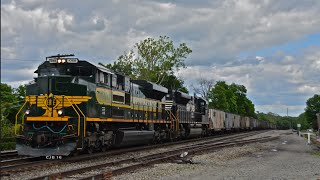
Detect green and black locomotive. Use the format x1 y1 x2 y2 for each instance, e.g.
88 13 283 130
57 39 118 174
15 54 208 156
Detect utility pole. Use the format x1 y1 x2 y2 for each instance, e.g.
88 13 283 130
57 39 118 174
287 107 292 129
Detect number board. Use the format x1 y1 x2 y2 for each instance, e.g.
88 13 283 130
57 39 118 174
66 58 78 63
48 58 57 63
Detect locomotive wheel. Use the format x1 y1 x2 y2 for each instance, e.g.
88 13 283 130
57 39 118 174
71 151 79 156
87 146 94 154
101 145 107 152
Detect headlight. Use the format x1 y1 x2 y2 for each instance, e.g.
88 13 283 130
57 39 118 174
25 110 30 115
61 59 66 63
57 109 63 116
58 59 62 63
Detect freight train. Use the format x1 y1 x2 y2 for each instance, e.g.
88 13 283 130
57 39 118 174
15 54 274 156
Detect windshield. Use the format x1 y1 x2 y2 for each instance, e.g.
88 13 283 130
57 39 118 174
39 68 60 76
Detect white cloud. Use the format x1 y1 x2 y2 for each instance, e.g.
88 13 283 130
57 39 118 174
180 47 320 116
255 104 305 117
1 0 320 116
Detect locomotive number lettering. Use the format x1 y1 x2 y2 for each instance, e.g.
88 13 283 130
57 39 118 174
46 155 63 160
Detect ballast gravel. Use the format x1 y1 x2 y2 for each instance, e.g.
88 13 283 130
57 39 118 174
115 130 320 180
3 130 318 180
2 132 259 180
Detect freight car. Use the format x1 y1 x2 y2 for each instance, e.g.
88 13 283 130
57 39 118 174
15 54 274 157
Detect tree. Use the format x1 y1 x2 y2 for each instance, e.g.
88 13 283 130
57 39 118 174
208 81 256 117
0 83 26 124
305 94 320 129
99 50 136 78
256 111 293 129
208 81 230 111
101 36 192 91
295 112 310 130
244 98 256 118
191 78 215 101
161 75 188 93
1 83 16 124
1 83 26 138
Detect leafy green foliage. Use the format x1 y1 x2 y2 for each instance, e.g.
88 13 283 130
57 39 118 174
256 112 293 129
255 94 319 130
208 81 229 111
1 83 26 140
161 75 189 93
101 36 191 91
295 112 310 130
208 81 256 117
305 94 320 129
0 142 16 151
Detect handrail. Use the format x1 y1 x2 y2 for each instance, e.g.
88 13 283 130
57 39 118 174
72 102 86 137
176 110 179 132
167 110 179 132
15 100 27 135
65 96 81 136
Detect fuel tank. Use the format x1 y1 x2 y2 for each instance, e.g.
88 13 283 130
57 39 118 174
188 128 203 138
115 130 155 147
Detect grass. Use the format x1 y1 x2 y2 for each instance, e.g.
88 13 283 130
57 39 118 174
311 151 320 157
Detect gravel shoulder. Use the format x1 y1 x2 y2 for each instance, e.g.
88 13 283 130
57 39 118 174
115 130 320 180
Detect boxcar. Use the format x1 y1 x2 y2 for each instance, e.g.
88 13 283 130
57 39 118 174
240 116 246 130
245 117 250 129
225 112 233 131
233 114 241 130
250 118 257 130
208 109 225 132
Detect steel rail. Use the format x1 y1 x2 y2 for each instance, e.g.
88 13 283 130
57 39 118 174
29 132 272 180
1 131 266 178
81 136 279 180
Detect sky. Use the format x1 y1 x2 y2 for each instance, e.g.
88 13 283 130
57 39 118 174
1 0 320 117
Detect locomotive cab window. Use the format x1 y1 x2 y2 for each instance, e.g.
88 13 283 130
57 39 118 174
99 72 104 83
39 68 60 76
96 71 110 86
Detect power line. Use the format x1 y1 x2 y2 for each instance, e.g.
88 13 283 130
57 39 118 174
0 58 42 62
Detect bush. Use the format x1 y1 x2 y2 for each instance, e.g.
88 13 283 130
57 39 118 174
1 123 15 138
0 142 16 151
1 122 16 150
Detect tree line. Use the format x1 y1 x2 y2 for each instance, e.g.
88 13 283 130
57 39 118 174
255 94 320 131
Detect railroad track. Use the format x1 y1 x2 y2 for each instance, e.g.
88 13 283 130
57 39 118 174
1 156 42 167
65 130 265 163
29 131 274 180
87 136 278 180
0 132 237 176
0 131 267 178
0 131 265 177
0 157 59 177
0 150 18 159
